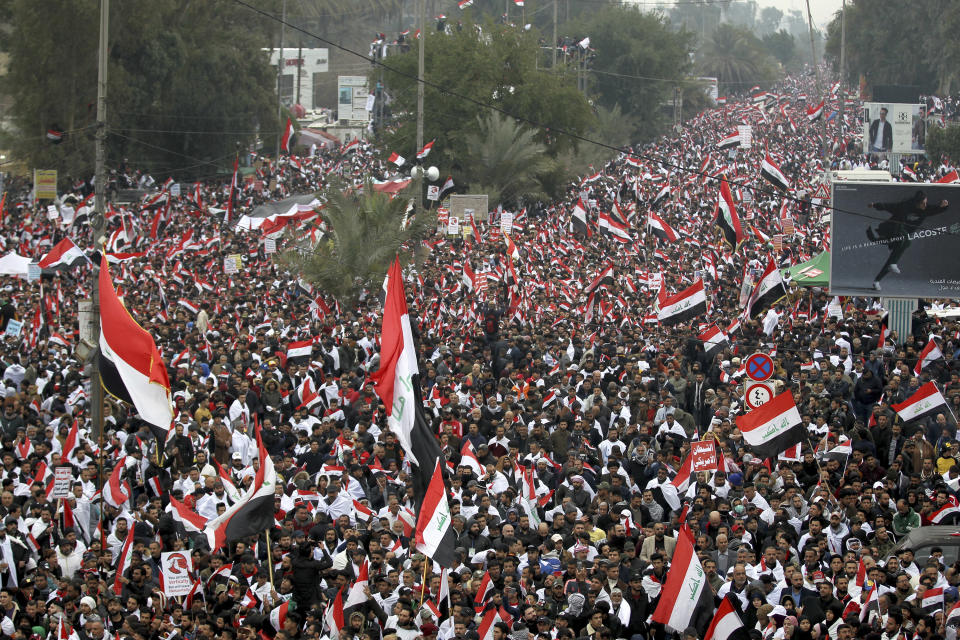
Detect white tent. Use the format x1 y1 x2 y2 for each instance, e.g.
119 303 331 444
0 253 31 277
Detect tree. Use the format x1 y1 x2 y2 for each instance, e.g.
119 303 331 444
697 23 778 93
762 30 797 69
757 7 783 35
374 21 595 198
579 5 696 141
280 181 435 306
925 124 960 164
459 112 553 208
0 0 278 184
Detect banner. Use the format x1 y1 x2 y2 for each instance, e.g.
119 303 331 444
690 440 718 472
51 466 73 499
34 170 58 200
831 182 960 297
161 552 195 596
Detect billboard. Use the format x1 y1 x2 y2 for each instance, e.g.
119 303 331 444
862 102 926 154
337 76 370 123
34 169 57 200
830 182 960 298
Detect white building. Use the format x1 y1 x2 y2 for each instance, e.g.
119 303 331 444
265 47 329 112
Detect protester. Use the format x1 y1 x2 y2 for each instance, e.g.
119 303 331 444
0 65 958 640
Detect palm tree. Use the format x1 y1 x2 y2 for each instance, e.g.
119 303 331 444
280 180 435 306
458 112 553 208
698 23 776 92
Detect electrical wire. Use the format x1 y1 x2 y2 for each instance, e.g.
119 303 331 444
231 0 922 230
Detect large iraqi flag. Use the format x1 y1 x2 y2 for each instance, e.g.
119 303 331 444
651 524 712 631
892 381 948 423
370 258 443 498
735 389 805 460
98 255 173 431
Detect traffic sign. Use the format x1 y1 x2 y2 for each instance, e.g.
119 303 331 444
744 381 774 409
745 352 774 381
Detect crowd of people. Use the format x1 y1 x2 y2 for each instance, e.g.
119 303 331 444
0 67 958 640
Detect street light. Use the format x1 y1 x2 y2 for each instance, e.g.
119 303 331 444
410 165 439 181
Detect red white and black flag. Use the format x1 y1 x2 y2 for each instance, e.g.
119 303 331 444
891 381 948 423
571 198 590 236
647 210 678 243
584 263 615 295
717 133 741 150
598 209 631 243
715 178 744 248
703 596 746 640
39 238 89 271
806 99 825 122
280 117 295 153
370 258 443 499
657 280 707 325
414 458 458 567
651 524 712 632
203 428 277 551
914 338 943 375
736 390 805 460
98 256 173 433
698 324 729 359
745 258 787 319
760 152 790 192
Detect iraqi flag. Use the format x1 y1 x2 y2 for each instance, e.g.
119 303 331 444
651 525 712 632
736 390 805 460
459 440 484 476
715 178 744 248
704 596 746 640
584 263 615 295
657 280 707 325
167 495 208 533
286 339 314 364
388 152 406 167
647 211 678 243
717 133 741 150
698 324 728 359
39 238 88 271
280 117 295 153
203 429 278 551
98 255 173 432
914 339 943 375
112 526 136 595
571 198 590 236
598 209 631 243
414 458 458 567
937 169 960 184
416 140 435 159
745 258 787 319
922 586 945 613
271 601 291 631
102 458 131 508
806 99 824 122
892 381 948 423
345 560 369 609
323 589 345 636
370 259 443 495
760 153 790 192
929 503 960 525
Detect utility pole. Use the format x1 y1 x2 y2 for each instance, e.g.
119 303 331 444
275 0 286 159
839 0 847 141
91 0 108 445
804 0 826 160
296 41 303 107
552 0 558 68
415 0 425 213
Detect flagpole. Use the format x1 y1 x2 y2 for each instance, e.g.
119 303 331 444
265 528 275 591
419 559 429 608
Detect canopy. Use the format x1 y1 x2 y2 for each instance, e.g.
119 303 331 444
0 253 31 277
235 194 321 231
781 251 830 288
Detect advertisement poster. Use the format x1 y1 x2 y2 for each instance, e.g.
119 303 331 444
831 182 960 297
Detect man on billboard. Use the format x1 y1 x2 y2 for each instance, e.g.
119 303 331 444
913 105 927 150
869 107 893 152
866 189 950 290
